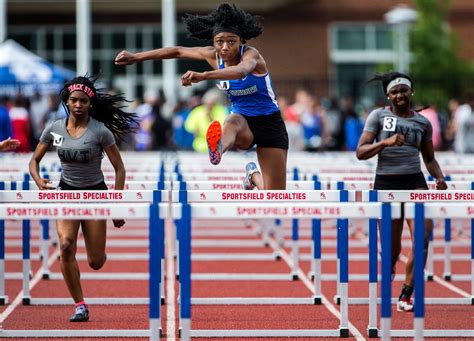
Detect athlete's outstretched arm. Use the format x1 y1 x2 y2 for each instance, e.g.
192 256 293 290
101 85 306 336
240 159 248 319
181 48 260 86
115 46 215 65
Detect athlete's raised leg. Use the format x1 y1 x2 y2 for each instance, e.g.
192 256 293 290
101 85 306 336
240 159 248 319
81 220 107 271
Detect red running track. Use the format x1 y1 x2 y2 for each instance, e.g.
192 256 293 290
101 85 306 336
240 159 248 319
0 218 472 340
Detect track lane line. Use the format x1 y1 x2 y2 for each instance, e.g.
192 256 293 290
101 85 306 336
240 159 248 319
0 249 60 324
264 226 366 340
354 230 471 298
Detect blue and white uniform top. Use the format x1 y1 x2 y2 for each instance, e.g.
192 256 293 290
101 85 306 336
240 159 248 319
216 45 279 117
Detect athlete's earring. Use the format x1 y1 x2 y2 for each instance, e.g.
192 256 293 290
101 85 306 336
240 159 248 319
90 105 93 108
387 97 390 100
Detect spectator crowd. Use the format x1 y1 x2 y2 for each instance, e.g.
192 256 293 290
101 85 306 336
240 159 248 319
1 86 473 154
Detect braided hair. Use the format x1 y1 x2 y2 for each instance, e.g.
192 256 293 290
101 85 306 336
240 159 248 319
60 76 138 141
182 3 263 43
367 72 414 94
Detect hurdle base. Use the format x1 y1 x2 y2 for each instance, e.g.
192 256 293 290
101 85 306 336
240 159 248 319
176 274 179 280
22 297 30 305
161 297 165 305
291 274 298 281
312 296 322 305
339 328 349 337
42 273 50 280
426 274 433 281
471 297 474 305
0 296 9 305
367 328 378 338
444 274 451 281
334 295 341 305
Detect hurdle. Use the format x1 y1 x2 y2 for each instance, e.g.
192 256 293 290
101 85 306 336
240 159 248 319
379 202 474 340
0 202 168 340
176 200 401 340
0 190 167 306
359 190 474 338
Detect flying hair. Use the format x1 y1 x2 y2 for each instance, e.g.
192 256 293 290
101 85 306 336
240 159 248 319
60 76 138 141
182 3 263 42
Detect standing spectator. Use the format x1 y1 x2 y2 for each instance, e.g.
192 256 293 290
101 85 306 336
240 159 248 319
339 95 358 150
0 96 13 142
278 95 303 151
150 99 172 150
419 105 442 150
29 90 49 149
184 89 228 153
172 97 200 150
448 97 472 153
9 95 30 152
321 97 343 151
135 89 160 151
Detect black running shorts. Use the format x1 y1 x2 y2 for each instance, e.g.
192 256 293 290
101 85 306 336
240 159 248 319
242 111 289 150
58 179 108 191
373 172 428 190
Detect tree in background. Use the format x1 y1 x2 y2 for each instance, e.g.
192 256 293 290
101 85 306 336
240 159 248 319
410 0 474 110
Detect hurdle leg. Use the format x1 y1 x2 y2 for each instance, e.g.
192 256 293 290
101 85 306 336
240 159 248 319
22 219 31 305
338 218 349 337
291 219 299 280
380 203 392 341
426 226 434 281
272 219 281 260
471 218 474 304
175 220 180 280
367 217 378 337
443 218 452 281
261 219 270 247
40 220 50 279
0 219 7 304
413 203 425 341
334 218 341 304
180 204 192 341
149 204 162 341
312 219 322 304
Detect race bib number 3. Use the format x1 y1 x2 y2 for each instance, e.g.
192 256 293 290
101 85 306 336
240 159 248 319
382 116 397 132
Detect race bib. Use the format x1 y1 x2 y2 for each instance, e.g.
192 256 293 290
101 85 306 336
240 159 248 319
382 116 397 132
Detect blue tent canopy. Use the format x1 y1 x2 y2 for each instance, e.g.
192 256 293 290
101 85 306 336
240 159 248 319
0 39 76 96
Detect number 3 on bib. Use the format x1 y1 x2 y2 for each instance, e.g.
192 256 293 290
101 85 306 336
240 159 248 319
383 116 397 132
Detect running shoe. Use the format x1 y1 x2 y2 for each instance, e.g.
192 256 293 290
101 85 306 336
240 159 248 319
70 304 89 322
397 297 414 312
243 162 260 190
206 121 223 165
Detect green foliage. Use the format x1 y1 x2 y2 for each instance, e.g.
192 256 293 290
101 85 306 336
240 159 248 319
410 0 474 110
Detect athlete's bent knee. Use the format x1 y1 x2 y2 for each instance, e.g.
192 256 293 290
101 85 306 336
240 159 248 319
88 254 106 270
59 239 76 260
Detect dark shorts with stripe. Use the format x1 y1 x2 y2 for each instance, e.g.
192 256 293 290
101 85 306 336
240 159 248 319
242 111 289 150
58 179 108 191
373 172 428 190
